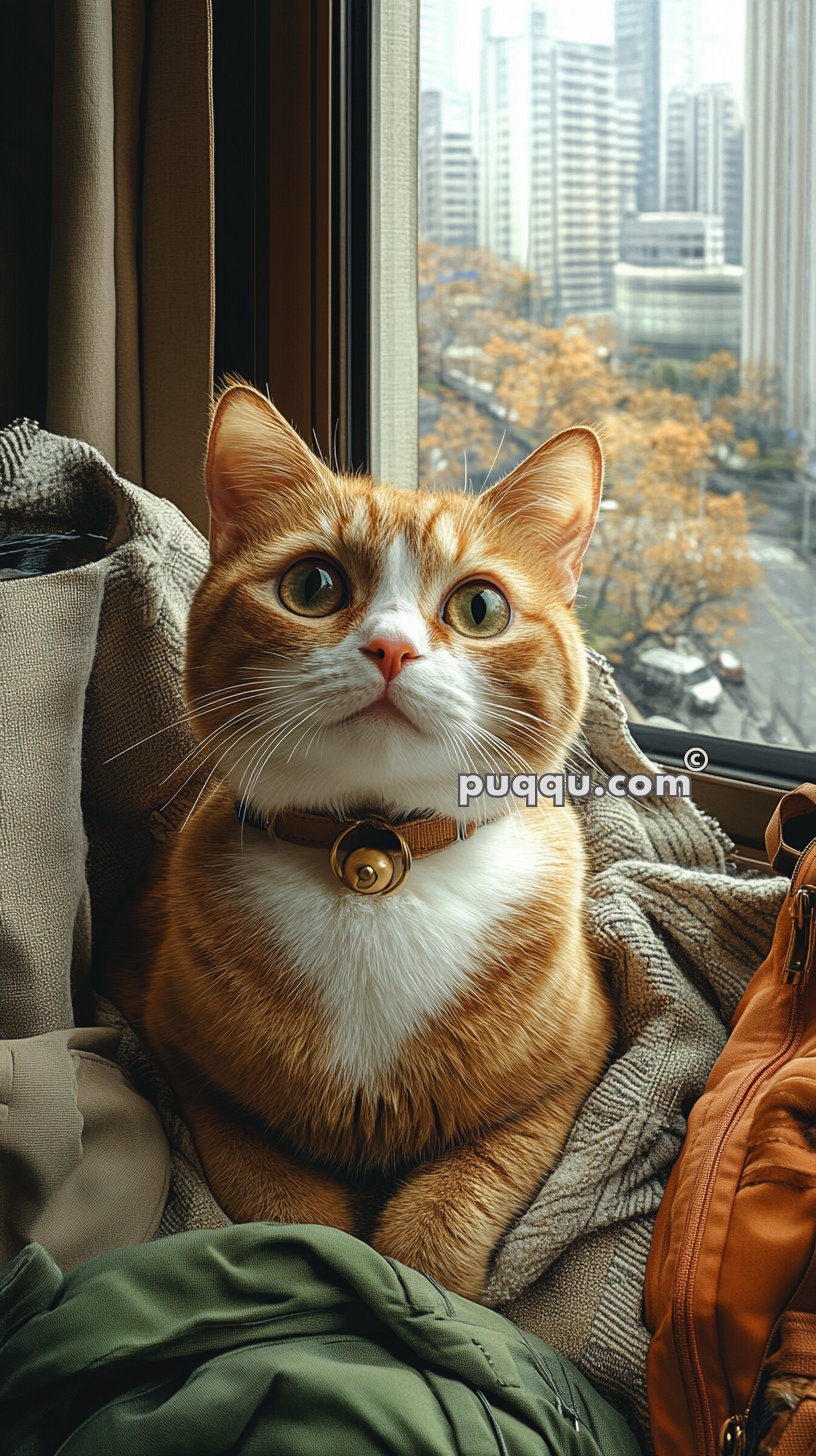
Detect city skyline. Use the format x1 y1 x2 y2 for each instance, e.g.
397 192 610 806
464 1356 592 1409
445 0 746 141
421 0 746 338
420 0 814 447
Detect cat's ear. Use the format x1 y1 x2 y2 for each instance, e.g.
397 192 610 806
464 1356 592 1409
479 426 603 605
205 382 328 562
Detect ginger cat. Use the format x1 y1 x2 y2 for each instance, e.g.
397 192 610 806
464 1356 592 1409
109 383 613 1302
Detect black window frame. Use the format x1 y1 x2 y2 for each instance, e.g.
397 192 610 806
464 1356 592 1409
212 0 371 476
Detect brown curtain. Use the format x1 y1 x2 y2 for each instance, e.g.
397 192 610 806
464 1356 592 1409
0 1 214 533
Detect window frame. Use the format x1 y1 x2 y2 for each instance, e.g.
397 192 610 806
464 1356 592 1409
212 0 373 474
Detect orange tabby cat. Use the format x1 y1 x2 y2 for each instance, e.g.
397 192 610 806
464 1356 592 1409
108 382 613 1302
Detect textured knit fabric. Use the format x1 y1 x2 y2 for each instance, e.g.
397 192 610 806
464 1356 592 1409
0 1224 642 1456
0 419 787 1449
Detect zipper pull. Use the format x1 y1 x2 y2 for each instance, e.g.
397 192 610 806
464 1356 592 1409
719 1412 747 1455
782 886 816 985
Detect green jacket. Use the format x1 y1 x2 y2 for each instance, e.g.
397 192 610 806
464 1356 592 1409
0 1223 642 1455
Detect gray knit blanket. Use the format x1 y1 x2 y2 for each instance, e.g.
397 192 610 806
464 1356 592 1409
0 420 787 1450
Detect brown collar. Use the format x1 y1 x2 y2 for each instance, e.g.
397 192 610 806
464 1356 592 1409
236 800 480 896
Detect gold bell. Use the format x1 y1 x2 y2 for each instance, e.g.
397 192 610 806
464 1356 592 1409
329 818 412 896
340 847 395 894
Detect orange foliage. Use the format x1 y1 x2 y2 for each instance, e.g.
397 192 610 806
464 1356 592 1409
417 243 765 655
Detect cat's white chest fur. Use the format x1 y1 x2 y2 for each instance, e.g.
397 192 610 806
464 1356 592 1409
230 815 546 1087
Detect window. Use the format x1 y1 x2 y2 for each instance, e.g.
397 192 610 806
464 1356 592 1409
415 0 816 783
214 2 813 791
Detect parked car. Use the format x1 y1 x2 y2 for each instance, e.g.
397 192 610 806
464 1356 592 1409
710 648 746 685
633 646 723 714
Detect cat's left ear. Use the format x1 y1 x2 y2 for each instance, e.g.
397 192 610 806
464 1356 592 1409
205 381 329 563
479 426 603 606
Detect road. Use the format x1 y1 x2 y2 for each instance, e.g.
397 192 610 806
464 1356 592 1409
732 537 816 750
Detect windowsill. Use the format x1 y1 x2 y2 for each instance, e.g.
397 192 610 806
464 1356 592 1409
637 756 784 872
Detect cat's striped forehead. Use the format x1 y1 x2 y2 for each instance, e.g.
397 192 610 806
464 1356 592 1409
312 477 489 579
334 481 466 549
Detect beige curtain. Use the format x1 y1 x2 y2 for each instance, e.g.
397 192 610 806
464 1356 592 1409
1 1 214 532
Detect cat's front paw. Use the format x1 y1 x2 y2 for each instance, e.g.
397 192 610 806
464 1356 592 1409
370 1169 494 1303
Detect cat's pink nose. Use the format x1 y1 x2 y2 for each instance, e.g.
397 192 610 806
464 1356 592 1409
361 637 421 682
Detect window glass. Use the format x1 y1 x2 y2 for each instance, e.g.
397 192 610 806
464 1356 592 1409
418 0 816 752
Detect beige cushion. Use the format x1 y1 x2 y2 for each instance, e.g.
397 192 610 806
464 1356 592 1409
0 1027 169 1271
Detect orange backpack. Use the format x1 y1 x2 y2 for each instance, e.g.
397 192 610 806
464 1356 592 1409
644 783 816 1456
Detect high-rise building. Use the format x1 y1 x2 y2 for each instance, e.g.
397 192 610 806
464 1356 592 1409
419 91 479 248
616 96 642 217
695 85 743 267
615 0 661 211
479 2 537 269
614 0 693 212
480 3 619 322
663 84 744 264
534 38 620 321
659 0 694 193
419 0 478 251
665 87 695 212
742 0 816 443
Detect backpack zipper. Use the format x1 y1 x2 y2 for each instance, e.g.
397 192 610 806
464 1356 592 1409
782 886 816 984
673 844 816 1455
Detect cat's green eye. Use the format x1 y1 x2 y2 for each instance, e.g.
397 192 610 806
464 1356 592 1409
277 558 348 617
443 580 511 638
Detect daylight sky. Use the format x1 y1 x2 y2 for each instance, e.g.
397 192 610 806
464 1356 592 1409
452 0 746 116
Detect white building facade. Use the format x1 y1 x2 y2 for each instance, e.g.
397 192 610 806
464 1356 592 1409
480 3 619 323
420 90 479 249
664 83 744 265
742 0 816 445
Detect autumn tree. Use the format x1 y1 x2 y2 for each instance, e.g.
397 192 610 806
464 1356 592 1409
419 242 534 385
581 409 762 663
418 244 765 664
491 321 620 435
419 396 511 489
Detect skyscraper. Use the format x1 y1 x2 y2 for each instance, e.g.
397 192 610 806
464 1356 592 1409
615 0 661 211
614 0 693 212
532 38 620 320
742 0 816 443
419 0 479 251
665 86 695 212
479 2 537 268
419 0 458 95
616 96 642 217
419 91 479 248
664 83 744 264
694 85 743 267
479 3 620 322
